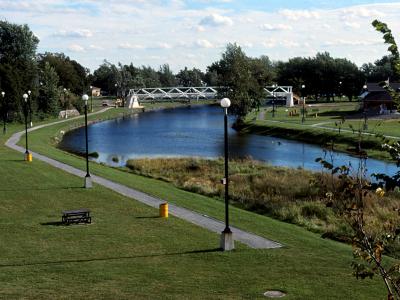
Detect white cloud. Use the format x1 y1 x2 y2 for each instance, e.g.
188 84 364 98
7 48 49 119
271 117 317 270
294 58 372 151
279 9 320 20
280 40 300 48
262 39 277 49
341 6 385 19
89 45 104 50
193 25 206 32
199 13 233 27
118 43 144 49
68 44 85 52
259 23 292 31
54 29 93 38
323 39 379 47
195 39 214 48
242 42 253 49
155 43 173 49
344 21 361 29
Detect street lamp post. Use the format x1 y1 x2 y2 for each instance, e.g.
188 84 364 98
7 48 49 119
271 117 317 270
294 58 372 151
114 83 119 107
272 84 276 118
90 85 93 112
63 88 68 118
220 97 234 251
23 93 32 162
1 92 6 134
27 90 32 127
362 84 368 130
301 84 306 123
82 94 92 188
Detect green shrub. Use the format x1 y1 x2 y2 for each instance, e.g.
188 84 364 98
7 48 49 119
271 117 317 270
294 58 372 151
300 202 330 221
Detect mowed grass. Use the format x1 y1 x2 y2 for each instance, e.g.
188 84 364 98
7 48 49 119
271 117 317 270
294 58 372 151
2 108 389 299
255 102 361 125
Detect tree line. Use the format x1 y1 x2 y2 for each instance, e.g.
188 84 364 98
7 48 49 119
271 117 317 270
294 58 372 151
0 20 399 125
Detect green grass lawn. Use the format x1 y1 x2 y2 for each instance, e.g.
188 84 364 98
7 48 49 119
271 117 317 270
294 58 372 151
244 103 399 161
0 106 390 299
322 118 400 138
257 102 360 125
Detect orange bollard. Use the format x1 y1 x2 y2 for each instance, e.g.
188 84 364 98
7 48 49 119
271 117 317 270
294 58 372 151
160 203 168 218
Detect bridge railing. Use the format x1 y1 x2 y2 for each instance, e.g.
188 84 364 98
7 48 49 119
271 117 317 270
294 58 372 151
128 87 219 101
127 85 294 106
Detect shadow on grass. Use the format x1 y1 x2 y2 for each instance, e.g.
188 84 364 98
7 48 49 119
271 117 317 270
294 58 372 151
0 186 83 192
40 221 65 226
0 248 222 268
135 216 160 219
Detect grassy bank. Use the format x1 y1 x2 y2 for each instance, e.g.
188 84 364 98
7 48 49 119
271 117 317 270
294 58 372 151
244 105 395 161
242 120 389 160
4 104 392 298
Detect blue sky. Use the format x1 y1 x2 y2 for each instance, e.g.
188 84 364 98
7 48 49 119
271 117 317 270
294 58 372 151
185 0 396 11
1 0 400 72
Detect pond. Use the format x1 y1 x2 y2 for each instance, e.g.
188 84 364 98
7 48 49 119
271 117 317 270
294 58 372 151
59 105 398 179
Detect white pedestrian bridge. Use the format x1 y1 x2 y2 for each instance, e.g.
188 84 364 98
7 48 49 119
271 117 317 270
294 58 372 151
127 87 219 102
127 85 294 107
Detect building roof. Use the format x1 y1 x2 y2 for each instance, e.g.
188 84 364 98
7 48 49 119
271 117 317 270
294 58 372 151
360 82 400 103
363 91 392 102
365 82 400 92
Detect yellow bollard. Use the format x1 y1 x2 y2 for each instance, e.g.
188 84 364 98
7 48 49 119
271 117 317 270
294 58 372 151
25 153 32 162
159 203 168 218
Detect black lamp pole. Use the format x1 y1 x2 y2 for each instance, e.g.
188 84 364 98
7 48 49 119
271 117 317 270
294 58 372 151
90 86 93 112
23 94 29 156
363 85 368 130
1 92 6 134
301 84 306 123
220 98 234 251
272 94 275 118
28 90 32 127
272 84 277 118
223 105 231 233
82 94 92 188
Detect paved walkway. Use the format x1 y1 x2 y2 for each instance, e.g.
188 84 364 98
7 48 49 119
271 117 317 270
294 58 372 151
5 110 281 250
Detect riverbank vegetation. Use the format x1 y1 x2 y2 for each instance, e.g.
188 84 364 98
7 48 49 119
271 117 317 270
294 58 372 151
125 157 400 254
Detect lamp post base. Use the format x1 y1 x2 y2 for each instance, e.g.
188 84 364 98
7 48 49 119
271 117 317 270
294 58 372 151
220 231 234 251
84 176 92 188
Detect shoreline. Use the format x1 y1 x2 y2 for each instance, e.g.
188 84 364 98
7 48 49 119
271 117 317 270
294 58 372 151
240 119 394 163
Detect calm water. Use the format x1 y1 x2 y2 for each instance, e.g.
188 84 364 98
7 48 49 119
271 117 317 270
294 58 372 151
59 105 397 179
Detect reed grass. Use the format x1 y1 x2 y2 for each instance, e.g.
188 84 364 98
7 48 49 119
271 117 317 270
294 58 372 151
126 157 400 249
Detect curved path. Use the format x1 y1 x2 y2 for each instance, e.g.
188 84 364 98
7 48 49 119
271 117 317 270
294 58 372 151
5 109 281 250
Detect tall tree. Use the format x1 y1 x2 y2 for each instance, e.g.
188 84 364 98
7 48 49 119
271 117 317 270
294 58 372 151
361 56 397 82
208 43 266 123
176 67 204 87
0 21 39 121
158 64 176 87
37 52 89 95
0 21 39 64
37 62 59 116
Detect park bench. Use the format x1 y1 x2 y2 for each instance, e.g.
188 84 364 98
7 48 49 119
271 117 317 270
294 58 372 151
62 209 91 225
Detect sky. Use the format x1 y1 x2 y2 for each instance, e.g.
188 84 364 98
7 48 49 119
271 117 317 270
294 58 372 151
1 0 400 73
